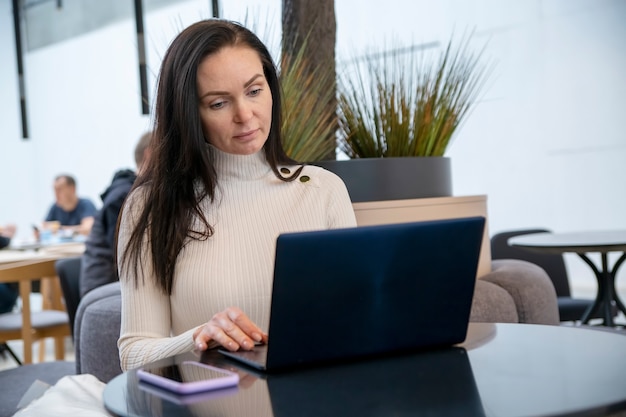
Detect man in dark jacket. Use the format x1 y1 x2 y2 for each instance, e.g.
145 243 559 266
79 132 152 297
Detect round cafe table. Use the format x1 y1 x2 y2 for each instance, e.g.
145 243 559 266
103 323 626 417
509 230 626 327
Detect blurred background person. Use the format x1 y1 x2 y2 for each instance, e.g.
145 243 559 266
44 174 97 236
80 131 152 297
0 223 16 250
58 131 153 337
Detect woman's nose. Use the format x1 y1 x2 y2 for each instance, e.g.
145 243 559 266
233 101 253 123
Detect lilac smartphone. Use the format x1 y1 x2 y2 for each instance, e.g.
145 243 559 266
137 361 239 394
138 381 238 405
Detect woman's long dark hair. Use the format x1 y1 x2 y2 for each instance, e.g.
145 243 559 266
119 19 301 295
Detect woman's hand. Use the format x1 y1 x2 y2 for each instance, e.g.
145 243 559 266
193 306 268 352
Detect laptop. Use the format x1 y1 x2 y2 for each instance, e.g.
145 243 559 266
219 216 485 372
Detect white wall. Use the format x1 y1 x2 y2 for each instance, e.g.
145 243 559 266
1 0 625 295
0 0 277 238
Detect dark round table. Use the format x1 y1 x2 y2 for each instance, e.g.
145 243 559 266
509 230 626 326
103 323 626 417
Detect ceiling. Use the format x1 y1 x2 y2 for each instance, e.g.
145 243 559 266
20 0 191 51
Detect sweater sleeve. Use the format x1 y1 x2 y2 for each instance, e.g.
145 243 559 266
311 167 357 229
44 205 55 222
116 189 197 371
103 194 125 250
328 175 357 229
79 198 98 218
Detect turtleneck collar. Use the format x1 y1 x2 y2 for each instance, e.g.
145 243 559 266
209 144 272 181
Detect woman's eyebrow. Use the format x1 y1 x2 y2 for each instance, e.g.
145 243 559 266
243 73 263 88
200 74 264 99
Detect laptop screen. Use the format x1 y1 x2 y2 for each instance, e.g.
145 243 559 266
261 216 485 371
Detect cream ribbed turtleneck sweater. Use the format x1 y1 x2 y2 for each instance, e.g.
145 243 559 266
117 148 356 371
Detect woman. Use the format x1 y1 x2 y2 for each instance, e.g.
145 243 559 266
117 19 356 371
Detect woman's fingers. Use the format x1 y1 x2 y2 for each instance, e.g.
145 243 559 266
226 307 268 344
194 307 268 352
212 313 250 350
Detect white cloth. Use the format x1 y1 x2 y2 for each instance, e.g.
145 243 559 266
13 374 110 417
117 147 357 371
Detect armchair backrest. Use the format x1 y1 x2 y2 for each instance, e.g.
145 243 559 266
491 229 571 297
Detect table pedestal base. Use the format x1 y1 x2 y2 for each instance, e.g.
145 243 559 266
578 252 626 327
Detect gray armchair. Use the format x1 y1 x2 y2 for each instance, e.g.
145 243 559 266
73 259 559 383
471 259 559 324
74 281 122 382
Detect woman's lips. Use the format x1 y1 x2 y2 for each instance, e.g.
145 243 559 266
234 129 258 140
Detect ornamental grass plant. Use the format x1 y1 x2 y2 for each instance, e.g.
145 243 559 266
337 33 493 158
279 41 337 162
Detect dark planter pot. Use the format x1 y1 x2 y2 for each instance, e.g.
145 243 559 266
313 157 452 203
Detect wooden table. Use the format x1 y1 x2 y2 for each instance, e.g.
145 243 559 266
5 239 86 258
0 243 85 363
509 230 626 327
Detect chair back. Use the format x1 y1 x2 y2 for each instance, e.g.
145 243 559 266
74 281 122 382
491 229 571 297
56 256 82 339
